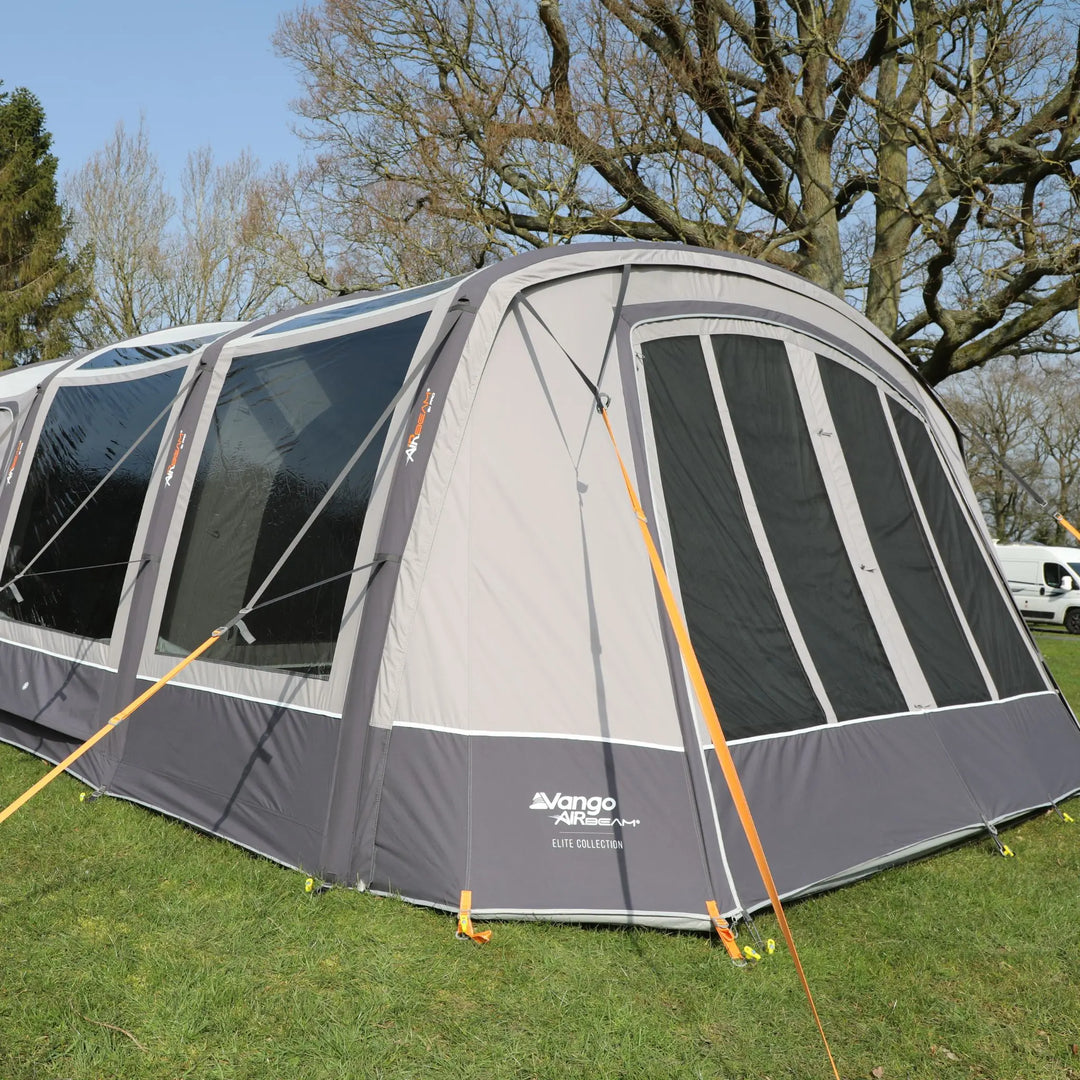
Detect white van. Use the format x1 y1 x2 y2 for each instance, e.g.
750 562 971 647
994 543 1080 633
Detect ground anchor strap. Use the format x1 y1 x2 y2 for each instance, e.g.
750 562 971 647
456 890 492 944
706 900 747 966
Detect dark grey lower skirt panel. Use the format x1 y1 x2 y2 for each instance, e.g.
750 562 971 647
0 642 109 742
710 693 1080 911
369 727 721 923
5 679 1075 931
0 708 115 792
372 695 1080 926
106 683 340 872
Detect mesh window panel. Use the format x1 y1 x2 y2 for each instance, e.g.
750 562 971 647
712 334 906 721
157 315 426 678
0 370 184 639
642 336 825 739
818 358 988 705
888 400 1046 698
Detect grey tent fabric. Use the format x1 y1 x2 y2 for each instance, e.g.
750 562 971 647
0 248 1076 931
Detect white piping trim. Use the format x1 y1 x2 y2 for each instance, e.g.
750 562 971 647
0 635 116 672
363 889 714 924
391 720 682 751
131 674 342 718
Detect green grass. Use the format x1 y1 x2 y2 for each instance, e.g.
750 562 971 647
1031 628 1080 705
3 647 1080 1079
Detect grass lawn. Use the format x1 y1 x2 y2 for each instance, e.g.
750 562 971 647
1 641 1079 1079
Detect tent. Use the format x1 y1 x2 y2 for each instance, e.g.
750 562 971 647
0 244 1077 930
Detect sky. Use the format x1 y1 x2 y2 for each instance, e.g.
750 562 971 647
1 0 310 189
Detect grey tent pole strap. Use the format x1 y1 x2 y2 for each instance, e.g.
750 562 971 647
517 297 607 411
230 308 462 637
595 265 630 389
0 366 206 601
3 557 156 605
517 265 630 408
225 555 400 626
964 427 1050 508
964 426 1080 543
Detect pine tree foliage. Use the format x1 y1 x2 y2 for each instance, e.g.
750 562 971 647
0 84 88 368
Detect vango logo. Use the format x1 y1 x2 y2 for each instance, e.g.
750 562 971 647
530 792 616 814
530 791 639 829
404 388 436 464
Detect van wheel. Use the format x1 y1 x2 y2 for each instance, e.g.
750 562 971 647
1066 608 1080 635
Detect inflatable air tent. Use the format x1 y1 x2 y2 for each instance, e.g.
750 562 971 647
0 244 1078 930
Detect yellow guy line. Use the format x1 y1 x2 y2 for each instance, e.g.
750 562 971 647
599 409 842 1080
0 631 222 827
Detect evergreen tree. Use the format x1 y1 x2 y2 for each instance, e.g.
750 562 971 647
0 83 88 367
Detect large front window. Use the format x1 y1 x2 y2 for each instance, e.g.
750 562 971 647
0 371 183 640
156 316 426 677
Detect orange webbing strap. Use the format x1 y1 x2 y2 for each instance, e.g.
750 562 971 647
456 890 492 943
1056 514 1080 544
705 899 746 964
600 409 841 1080
0 631 222 828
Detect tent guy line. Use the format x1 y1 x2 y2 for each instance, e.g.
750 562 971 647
528 260 836 1058
964 425 1080 544
0 629 222 828
596 397 840 1077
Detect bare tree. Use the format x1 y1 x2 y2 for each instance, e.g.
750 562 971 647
247 159 505 296
275 0 1080 383
66 124 321 348
1030 364 1080 540
65 120 173 344
941 357 1046 539
942 354 1080 541
159 148 311 326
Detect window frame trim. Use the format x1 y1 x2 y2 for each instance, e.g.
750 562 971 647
0 353 199 668
135 292 457 715
629 312 1035 728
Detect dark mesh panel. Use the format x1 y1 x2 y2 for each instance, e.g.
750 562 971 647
888 400 1046 698
819 359 989 705
0 370 184 639
158 315 426 677
713 335 906 721
642 336 825 739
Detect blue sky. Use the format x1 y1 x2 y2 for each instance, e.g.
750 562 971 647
1 0 309 188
